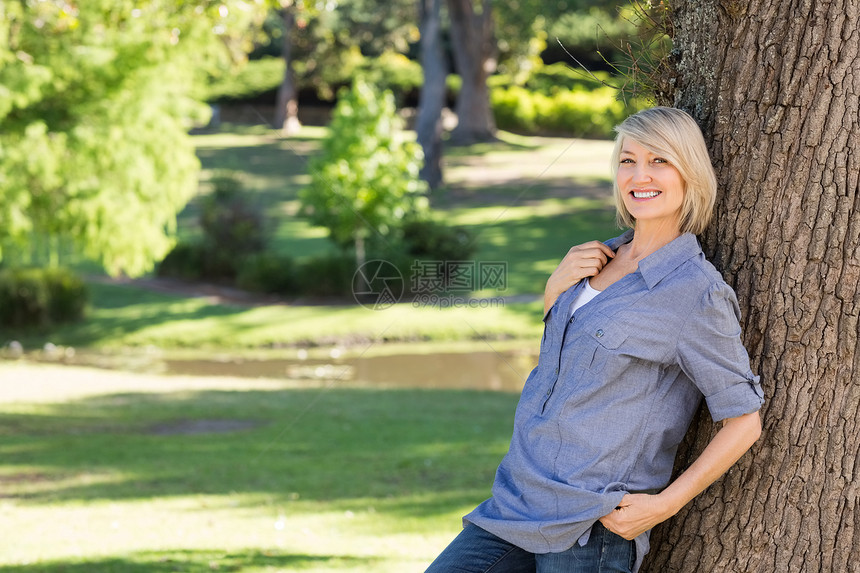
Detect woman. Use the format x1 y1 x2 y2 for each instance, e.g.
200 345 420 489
425 107 764 573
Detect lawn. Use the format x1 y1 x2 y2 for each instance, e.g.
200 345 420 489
0 362 519 572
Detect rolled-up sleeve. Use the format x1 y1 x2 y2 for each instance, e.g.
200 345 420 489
676 282 764 421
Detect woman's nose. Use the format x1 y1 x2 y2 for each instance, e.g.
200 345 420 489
632 163 652 183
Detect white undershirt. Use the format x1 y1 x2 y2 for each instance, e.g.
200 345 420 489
569 280 602 318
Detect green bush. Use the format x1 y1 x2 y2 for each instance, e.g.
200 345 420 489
295 253 356 298
203 57 284 102
401 218 477 263
491 86 539 132
356 51 423 102
524 63 619 94
491 82 633 137
158 172 269 282
0 267 87 328
236 253 298 295
156 242 207 281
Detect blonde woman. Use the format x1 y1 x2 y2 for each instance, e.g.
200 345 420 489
425 107 764 573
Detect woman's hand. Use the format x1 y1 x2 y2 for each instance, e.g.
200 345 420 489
601 411 762 540
544 241 615 313
599 493 674 540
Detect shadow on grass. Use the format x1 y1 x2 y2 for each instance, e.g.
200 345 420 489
0 549 375 572
12 282 252 348
0 386 517 519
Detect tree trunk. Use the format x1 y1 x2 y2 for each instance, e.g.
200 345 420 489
416 0 447 189
446 0 496 144
643 2 860 572
274 6 301 135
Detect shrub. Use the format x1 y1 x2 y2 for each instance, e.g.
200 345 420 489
44 268 89 324
236 253 298 295
156 242 207 281
294 253 356 298
491 83 633 137
158 172 269 282
491 86 538 132
0 267 87 328
401 218 477 263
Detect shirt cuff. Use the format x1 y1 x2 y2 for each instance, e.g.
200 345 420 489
704 374 764 421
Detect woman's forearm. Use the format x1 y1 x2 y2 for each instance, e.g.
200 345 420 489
600 410 762 539
658 410 762 516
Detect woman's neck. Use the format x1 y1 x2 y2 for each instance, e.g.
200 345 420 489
625 220 682 261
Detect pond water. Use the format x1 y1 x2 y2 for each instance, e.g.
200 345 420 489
8 343 539 393
165 349 537 392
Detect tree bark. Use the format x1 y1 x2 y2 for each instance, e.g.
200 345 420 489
416 0 447 189
643 1 860 572
274 6 301 135
446 0 496 144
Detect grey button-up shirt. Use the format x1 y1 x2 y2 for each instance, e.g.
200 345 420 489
464 230 764 570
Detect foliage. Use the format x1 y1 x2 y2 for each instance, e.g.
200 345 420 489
235 252 298 294
299 79 428 254
200 173 269 260
156 242 208 281
491 82 639 137
203 50 424 105
158 172 268 281
0 0 266 277
293 252 357 297
0 267 87 328
248 0 419 101
401 217 477 263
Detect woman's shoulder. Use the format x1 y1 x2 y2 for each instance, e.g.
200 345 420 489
660 249 737 304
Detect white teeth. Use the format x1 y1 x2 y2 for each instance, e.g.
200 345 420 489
632 190 660 199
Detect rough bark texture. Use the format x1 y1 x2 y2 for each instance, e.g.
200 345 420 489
446 0 496 144
643 1 860 572
274 7 301 135
416 0 447 189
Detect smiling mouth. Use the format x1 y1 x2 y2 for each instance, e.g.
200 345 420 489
631 190 661 199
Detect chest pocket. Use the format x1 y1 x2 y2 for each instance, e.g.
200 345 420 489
586 322 632 373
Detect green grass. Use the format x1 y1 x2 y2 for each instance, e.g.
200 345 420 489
7 280 542 350
0 364 518 571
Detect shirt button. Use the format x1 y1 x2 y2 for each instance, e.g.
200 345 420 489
596 329 604 338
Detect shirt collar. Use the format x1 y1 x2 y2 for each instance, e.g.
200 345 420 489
605 229 703 290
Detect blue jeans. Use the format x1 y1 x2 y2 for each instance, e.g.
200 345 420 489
425 522 635 573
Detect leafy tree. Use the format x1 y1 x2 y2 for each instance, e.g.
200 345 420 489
0 0 265 276
253 0 419 104
300 78 428 268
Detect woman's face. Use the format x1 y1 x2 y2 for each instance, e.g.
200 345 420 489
617 138 686 230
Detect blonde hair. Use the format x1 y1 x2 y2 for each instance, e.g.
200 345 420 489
610 106 717 235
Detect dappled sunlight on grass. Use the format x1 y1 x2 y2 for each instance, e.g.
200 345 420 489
0 365 515 571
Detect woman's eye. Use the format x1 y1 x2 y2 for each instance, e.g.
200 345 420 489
620 158 634 164
653 157 669 164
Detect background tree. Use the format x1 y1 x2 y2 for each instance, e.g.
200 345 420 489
446 0 497 144
0 0 266 276
273 0 301 134
642 2 860 571
253 0 419 111
416 0 447 190
299 79 428 269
